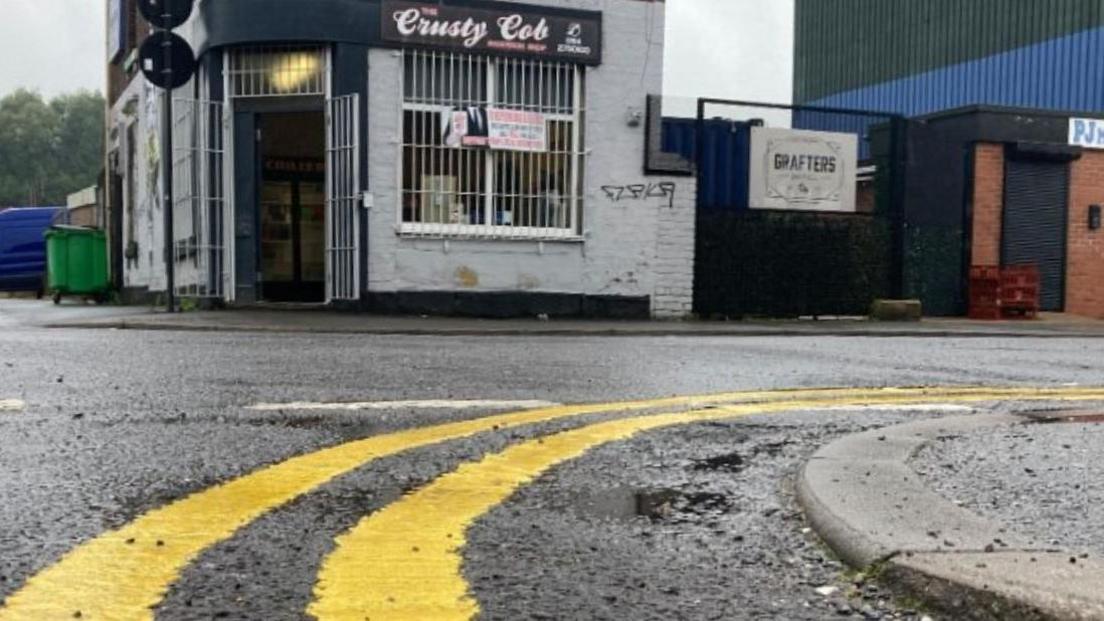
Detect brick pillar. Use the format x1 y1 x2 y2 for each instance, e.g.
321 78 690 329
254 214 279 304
970 143 1004 267
652 175 697 319
1066 152 1104 318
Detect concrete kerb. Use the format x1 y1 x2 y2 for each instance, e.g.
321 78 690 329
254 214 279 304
797 412 1104 620
40 316 1104 339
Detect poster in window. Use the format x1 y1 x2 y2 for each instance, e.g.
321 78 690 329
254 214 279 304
443 107 547 153
748 127 858 213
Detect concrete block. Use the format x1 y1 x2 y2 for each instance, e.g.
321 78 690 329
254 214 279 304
871 299 923 322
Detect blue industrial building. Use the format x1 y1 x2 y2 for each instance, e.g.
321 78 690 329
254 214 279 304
795 1 1104 115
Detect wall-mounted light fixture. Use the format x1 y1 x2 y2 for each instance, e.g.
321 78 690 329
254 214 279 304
1090 204 1102 231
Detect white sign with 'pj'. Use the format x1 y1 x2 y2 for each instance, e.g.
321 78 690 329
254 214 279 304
1069 117 1104 149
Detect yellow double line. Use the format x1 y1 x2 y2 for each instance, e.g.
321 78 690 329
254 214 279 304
3 386 1103 620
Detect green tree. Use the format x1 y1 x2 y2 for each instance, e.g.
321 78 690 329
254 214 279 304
0 89 104 207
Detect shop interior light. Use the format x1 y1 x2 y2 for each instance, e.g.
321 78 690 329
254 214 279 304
269 51 322 94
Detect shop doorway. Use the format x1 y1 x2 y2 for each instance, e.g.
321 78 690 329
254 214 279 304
258 112 326 303
1002 159 1069 312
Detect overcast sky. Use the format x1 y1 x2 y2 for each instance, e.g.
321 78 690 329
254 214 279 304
0 0 794 104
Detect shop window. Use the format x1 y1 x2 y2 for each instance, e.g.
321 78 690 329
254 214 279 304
400 50 586 239
228 46 327 98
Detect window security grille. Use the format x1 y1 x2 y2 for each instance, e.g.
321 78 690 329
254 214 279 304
400 50 586 239
228 46 327 98
327 95 360 302
172 97 227 299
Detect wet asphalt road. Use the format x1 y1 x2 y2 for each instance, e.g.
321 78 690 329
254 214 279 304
3 302 1104 619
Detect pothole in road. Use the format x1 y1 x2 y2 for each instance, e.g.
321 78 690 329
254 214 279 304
553 487 734 522
689 439 796 474
692 452 746 473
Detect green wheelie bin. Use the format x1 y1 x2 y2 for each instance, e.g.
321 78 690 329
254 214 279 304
45 226 109 304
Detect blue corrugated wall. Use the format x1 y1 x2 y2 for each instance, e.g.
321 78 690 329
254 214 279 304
662 118 751 211
804 26 1104 116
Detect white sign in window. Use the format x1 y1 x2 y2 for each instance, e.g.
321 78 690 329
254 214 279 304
443 107 549 153
748 127 858 213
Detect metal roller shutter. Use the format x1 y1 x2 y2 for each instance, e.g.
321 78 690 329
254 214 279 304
1002 160 1069 312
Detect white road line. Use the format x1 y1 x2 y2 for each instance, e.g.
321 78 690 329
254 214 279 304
814 403 976 413
0 399 25 412
245 399 561 412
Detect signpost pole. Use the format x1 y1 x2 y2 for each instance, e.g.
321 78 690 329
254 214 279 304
161 0 175 313
138 0 195 311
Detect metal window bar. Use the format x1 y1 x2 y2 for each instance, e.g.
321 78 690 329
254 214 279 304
172 97 227 299
219 50 237 301
227 46 326 98
326 94 360 302
399 49 585 239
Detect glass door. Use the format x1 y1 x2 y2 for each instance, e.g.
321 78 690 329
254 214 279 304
258 180 293 287
257 110 327 302
259 171 326 302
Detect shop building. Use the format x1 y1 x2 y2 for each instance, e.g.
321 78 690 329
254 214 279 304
905 106 1104 318
104 0 694 318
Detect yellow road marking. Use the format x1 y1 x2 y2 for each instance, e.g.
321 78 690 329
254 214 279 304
0 386 924 620
2 386 1101 620
309 387 1104 621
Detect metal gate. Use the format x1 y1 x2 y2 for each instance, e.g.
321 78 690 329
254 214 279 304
1002 159 1069 312
172 98 230 300
325 94 360 302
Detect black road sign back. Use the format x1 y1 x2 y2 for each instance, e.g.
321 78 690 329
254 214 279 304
139 32 196 90
138 0 196 30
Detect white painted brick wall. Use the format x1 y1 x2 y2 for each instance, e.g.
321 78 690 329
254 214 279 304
110 79 167 293
367 0 696 317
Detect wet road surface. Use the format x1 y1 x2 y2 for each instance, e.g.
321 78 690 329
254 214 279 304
3 304 1104 619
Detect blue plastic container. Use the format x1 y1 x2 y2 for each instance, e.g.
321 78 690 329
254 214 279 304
0 207 66 293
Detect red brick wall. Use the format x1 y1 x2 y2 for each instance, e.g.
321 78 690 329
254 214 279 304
1066 151 1104 318
971 143 1004 267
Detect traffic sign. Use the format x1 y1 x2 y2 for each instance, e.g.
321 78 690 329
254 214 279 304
138 32 196 90
138 0 196 31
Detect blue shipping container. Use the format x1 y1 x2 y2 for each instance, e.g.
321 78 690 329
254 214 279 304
0 207 66 292
662 117 751 212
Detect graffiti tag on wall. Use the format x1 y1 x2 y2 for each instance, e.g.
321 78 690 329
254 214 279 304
601 182 677 208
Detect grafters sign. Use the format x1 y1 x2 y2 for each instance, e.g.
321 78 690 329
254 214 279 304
748 127 858 213
382 0 602 65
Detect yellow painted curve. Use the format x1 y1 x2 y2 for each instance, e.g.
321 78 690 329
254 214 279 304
0 386 952 620
309 387 1104 621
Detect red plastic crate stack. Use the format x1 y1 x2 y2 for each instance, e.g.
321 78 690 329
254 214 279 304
968 266 1002 320
1000 265 1040 319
